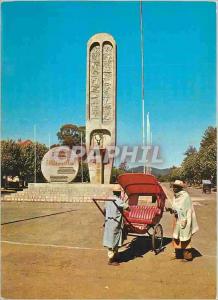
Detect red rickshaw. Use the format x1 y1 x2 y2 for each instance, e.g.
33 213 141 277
92 173 167 254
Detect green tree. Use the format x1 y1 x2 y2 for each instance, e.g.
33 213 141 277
1 140 48 183
57 124 85 148
184 145 197 157
200 126 216 149
19 142 48 183
74 162 90 183
168 166 184 182
1 140 22 176
181 152 200 184
56 124 88 183
110 162 129 183
50 143 61 149
198 127 216 184
198 143 216 184
177 127 216 185
157 174 170 182
158 126 216 186
110 167 121 183
118 161 128 172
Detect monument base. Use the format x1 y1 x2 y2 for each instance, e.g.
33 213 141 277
2 183 119 202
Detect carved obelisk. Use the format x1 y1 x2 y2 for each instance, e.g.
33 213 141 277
86 33 116 184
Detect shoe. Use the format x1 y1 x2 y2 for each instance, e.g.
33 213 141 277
183 249 193 261
108 258 120 266
176 249 184 259
170 249 183 260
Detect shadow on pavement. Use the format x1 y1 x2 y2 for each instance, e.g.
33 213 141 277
1 209 77 225
119 236 172 263
191 248 202 259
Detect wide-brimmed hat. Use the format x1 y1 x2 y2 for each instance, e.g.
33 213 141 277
173 180 185 188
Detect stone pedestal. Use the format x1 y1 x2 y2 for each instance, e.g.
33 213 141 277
2 183 119 203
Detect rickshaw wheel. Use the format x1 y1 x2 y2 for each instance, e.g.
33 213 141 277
152 224 163 254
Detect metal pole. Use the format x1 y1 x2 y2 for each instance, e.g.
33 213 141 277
146 112 149 174
81 131 84 183
149 130 152 174
146 113 152 175
48 133 51 149
140 0 145 174
34 125 37 183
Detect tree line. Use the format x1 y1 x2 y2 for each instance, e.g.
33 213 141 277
1 125 216 185
159 126 217 185
1 140 48 183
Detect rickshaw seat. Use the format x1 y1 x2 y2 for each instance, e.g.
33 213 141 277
124 205 161 225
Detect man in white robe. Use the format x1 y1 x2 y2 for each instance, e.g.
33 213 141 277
167 180 199 261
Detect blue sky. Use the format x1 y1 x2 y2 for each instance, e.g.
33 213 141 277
2 1 216 168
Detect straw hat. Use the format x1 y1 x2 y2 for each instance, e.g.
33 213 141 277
173 180 185 188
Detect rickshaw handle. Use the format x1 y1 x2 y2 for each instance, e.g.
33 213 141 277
92 198 135 230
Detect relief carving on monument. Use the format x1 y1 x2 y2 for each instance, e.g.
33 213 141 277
90 43 100 119
90 129 111 149
86 33 116 184
102 42 113 122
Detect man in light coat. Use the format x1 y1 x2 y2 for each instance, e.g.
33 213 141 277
103 187 128 266
168 180 199 261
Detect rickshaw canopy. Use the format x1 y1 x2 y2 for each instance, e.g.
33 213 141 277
118 173 167 205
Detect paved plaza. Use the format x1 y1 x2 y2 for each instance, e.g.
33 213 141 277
1 184 216 299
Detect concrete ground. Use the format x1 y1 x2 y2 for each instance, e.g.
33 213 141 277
1 184 216 299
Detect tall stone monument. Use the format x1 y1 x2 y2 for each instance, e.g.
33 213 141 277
86 33 116 184
3 33 119 203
